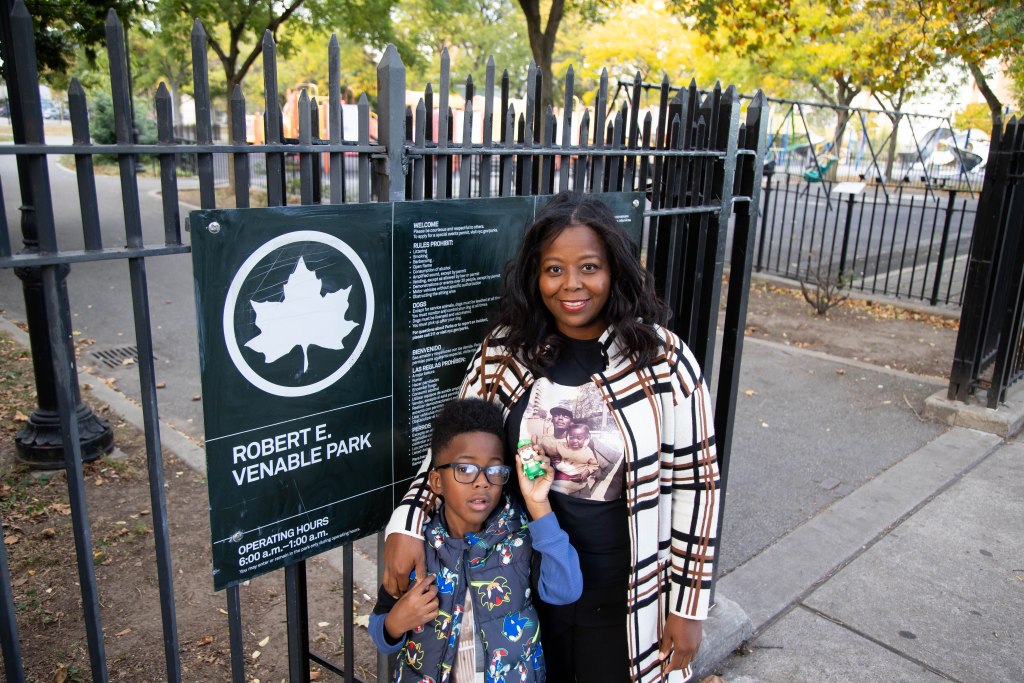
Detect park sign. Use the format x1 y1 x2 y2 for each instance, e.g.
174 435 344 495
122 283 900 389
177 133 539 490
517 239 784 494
190 194 643 590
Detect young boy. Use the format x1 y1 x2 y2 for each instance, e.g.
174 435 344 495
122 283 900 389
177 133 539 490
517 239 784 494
370 398 582 682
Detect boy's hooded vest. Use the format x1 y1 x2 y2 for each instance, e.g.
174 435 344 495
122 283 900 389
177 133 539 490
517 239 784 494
393 496 544 683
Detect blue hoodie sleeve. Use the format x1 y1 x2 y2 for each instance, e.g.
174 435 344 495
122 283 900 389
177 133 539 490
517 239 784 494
369 587 406 655
527 512 583 605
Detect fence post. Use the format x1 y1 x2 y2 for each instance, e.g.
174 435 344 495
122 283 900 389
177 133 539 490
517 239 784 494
756 162 773 272
712 91 769 604
948 119 1013 402
983 119 1024 407
1 0 113 468
376 44 407 202
930 190 957 306
0 506 23 683
838 191 856 275
693 84 740 376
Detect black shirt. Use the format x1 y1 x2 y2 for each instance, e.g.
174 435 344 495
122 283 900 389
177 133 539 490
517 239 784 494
505 334 630 594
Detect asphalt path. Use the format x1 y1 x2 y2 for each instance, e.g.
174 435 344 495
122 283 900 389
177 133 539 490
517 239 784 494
0 133 206 441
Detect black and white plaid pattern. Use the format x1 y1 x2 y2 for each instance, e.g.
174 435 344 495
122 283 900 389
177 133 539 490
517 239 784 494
388 325 719 683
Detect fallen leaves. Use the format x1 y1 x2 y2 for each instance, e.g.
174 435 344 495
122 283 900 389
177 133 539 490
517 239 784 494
49 503 71 516
845 297 960 329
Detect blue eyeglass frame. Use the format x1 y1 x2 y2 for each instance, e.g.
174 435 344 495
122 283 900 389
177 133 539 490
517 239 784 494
434 462 511 485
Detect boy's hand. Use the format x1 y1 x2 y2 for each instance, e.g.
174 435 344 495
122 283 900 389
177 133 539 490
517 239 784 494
516 448 554 520
384 574 439 640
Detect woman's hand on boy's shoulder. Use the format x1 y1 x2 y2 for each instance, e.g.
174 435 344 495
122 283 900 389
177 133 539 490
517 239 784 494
384 574 439 640
383 533 428 597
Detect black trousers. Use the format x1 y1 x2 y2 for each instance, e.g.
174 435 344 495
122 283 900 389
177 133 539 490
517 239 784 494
537 586 629 682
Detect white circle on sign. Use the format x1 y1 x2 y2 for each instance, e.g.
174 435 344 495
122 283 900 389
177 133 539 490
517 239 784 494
222 230 375 397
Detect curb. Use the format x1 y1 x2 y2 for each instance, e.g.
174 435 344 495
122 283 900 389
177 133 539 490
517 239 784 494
691 595 753 681
923 384 1024 438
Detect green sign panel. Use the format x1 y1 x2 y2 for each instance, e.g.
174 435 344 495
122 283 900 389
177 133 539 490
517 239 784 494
191 194 642 590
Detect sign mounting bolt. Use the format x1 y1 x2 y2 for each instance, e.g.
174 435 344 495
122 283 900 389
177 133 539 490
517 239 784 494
208 221 221 234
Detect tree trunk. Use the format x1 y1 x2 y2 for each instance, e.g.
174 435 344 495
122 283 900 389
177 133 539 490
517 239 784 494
884 113 902 181
966 60 1004 140
874 88 907 182
829 77 861 181
517 0 565 113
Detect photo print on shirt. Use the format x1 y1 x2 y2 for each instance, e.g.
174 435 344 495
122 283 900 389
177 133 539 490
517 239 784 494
520 378 625 501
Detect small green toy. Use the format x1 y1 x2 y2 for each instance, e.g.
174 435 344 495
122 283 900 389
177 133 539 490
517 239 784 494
517 438 546 480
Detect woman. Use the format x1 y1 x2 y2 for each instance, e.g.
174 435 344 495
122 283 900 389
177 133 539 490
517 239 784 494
384 192 720 681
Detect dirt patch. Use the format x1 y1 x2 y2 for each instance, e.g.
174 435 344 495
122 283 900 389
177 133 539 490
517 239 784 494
0 282 960 681
739 279 959 381
0 334 379 682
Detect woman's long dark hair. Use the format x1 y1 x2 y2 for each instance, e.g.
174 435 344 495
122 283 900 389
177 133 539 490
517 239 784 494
490 192 669 371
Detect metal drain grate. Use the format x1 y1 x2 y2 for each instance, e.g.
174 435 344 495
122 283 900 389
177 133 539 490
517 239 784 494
90 345 148 369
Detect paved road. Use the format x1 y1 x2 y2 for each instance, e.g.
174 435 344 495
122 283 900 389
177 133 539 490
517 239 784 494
747 178 978 307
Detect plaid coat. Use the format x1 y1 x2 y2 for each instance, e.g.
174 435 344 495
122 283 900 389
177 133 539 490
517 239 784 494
389 324 720 682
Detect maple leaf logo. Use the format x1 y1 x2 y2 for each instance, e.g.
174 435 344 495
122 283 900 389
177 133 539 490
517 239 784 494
244 256 360 373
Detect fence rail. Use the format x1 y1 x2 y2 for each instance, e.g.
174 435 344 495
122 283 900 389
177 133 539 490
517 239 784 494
0 3 767 682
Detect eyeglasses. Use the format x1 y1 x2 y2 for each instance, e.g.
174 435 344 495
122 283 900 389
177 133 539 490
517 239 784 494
435 462 511 485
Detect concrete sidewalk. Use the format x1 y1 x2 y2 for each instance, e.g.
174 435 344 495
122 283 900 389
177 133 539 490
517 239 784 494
693 337 1023 682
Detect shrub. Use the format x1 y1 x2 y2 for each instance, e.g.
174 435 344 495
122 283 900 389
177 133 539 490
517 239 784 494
799 252 851 315
89 91 158 164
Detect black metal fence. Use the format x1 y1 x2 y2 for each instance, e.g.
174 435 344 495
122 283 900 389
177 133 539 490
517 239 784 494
0 3 767 682
613 84 979 307
948 117 1024 407
754 170 977 306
